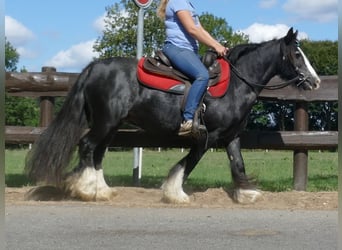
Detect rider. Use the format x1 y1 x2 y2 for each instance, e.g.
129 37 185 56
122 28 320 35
157 0 228 136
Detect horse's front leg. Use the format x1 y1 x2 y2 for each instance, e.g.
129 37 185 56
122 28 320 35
162 145 207 204
226 137 262 203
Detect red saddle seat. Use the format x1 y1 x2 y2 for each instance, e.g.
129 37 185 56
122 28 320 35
137 57 231 98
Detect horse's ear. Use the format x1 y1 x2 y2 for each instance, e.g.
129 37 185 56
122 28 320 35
284 27 298 45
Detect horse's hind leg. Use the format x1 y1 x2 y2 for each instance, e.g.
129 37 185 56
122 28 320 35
64 126 117 201
162 143 207 203
92 134 118 201
226 137 262 203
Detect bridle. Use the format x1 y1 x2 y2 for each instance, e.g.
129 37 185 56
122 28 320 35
227 62 308 90
223 41 309 91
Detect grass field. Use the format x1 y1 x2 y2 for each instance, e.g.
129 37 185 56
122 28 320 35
5 148 338 192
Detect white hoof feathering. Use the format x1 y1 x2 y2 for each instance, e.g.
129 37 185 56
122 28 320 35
65 167 97 201
162 167 190 204
234 188 262 204
65 167 116 201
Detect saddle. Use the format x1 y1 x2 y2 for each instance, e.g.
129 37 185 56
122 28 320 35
137 50 231 98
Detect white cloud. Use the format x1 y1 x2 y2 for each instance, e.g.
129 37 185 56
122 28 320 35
259 0 278 9
93 13 106 34
5 16 38 61
5 16 35 46
16 47 38 60
45 40 100 72
283 0 338 22
238 23 308 43
92 10 130 34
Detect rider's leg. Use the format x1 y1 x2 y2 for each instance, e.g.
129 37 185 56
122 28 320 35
162 43 209 135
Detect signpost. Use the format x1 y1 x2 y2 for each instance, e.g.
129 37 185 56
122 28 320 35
132 0 153 186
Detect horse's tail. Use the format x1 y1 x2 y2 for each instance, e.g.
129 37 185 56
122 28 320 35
25 64 92 186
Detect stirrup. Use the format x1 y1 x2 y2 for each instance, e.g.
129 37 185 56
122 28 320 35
191 104 207 137
191 122 207 138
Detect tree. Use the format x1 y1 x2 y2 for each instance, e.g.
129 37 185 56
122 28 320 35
5 96 39 126
199 13 248 54
5 39 39 127
301 40 338 76
5 37 19 72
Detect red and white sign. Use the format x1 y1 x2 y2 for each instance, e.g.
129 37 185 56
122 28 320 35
133 0 153 8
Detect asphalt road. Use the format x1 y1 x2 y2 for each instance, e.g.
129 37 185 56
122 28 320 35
5 204 338 250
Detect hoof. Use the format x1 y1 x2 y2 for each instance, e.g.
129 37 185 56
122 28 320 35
63 168 97 201
64 182 96 201
161 183 190 204
161 165 189 204
162 192 190 204
95 187 118 201
233 188 262 204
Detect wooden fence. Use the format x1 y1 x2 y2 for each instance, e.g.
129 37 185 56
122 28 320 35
5 67 339 190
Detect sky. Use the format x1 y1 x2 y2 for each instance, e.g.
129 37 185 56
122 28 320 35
5 0 338 73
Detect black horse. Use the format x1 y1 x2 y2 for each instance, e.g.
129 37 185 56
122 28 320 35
25 28 320 203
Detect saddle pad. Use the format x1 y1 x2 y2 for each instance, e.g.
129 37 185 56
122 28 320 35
137 57 231 98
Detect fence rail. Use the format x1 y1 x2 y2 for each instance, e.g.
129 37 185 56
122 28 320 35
6 71 337 100
5 68 339 190
4 126 338 150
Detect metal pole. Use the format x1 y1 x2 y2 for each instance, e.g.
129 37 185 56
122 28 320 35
136 7 144 59
133 7 145 186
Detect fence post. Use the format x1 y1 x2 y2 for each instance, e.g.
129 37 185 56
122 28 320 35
39 67 56 127
293 101 308 190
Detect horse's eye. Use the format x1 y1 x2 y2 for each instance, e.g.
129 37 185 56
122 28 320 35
295 51 301 58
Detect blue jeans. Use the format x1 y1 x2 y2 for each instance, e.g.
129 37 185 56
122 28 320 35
162 43 209 121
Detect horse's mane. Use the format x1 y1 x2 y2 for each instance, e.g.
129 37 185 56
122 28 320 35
227 39 280 63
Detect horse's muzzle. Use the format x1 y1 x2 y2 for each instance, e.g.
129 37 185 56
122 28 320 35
313 77 321 90
309 76 321 90
301 76 321 90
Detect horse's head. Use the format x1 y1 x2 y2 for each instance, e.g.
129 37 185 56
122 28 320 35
280 28 321 90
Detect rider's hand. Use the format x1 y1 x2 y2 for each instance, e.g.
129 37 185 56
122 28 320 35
214 44 229 57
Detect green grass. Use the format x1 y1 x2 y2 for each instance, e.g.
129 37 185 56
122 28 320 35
5 148 338 192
